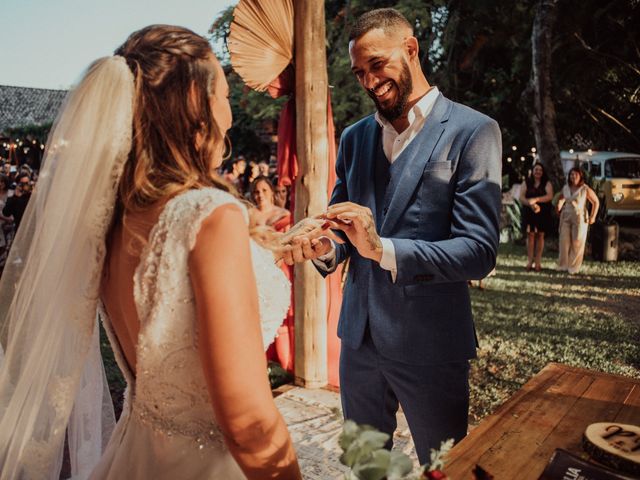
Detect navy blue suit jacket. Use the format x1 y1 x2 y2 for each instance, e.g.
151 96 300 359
321 93 502 365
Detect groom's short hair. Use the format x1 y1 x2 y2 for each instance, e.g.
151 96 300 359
348 8 413 42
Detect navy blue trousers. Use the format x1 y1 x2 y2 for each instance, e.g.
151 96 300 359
340 326 470 464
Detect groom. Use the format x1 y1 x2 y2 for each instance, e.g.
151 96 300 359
284 8 501 462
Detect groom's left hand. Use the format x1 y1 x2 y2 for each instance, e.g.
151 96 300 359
323 202 382 263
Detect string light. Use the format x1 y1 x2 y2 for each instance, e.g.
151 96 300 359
40 144 45 149
587 149 593 155
511 145 517 151
520 156 525 161
531 147 536 153
507 157 512 163
569 149 574 154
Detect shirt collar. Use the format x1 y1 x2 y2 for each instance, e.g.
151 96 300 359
375 86 440 131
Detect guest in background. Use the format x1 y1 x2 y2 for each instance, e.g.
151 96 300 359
242 159 261 196
556 167 599 274
519 163 554 271
250 176 291 231
274 182 290 210
268 154 278 178
2 162 14 183
258 159 270 178
0 175 13 268
223 156 247 193
3 173 32 232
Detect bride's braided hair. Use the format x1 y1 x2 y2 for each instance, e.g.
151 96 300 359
114 25 237 213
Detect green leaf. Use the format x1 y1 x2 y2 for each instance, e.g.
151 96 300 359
358 430 390 451
352 449 390 480
339 420 361 450
387 451 414 478
340 442 365 468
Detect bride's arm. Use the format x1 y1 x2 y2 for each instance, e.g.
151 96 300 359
189 203 301 480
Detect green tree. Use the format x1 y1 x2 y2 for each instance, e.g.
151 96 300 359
210 0 640 186
209 8 284 163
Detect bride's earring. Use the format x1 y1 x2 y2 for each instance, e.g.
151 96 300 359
222 134 232 161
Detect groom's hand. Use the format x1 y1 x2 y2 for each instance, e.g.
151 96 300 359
280 236 333 265
324 202 382 262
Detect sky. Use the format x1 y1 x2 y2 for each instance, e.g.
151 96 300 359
2 0 236 90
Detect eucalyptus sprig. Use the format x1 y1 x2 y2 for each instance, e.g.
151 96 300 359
339 420 453 480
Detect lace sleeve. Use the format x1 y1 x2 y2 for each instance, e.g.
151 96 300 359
169 188 290 350
182 189 248 251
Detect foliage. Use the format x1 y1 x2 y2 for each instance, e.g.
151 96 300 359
225 69 285 162
552 0 640 153
209 1 639 184
339 420 453 480
4 123 53 140
208 7 283 162
501 202 523 242
468 242 640 423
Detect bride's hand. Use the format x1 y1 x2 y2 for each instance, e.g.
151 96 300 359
249 225 284 250
278 217 328 245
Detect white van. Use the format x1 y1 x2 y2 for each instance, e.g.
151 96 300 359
560 150 640 217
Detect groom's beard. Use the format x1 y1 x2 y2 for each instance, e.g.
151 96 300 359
368 59 413 122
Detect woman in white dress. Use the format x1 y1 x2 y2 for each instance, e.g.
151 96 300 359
556 167 599 274
0 25 304 479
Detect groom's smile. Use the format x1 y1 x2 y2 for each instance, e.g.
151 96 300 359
349 28 414 123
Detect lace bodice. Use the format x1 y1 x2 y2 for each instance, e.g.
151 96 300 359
107 188 290 450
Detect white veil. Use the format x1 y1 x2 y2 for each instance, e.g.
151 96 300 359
0 56 134 479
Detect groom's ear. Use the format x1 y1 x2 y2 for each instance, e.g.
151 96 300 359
404 36 419 63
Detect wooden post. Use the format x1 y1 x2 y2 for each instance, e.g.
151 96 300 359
293 0 329 388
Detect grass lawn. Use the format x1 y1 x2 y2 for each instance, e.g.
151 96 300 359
101 242 640 424
468 242 640 424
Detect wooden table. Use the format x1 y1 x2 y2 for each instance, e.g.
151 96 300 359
445 363 640 479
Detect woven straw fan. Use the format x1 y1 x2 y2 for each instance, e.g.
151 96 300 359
228 0 294 92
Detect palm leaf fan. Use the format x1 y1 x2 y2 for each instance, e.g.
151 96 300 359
228 0 294 92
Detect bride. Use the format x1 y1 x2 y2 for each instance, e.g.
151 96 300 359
0 25 304 479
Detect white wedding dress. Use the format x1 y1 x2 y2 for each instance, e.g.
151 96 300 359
89 188 290 479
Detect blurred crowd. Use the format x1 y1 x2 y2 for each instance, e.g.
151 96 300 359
0 153 294 278
218 154 293 225
0 160 36 271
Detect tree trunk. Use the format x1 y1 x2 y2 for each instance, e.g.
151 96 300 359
530 0 564 190
293 0 329 388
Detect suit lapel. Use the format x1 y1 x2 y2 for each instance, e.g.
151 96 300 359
355 117 381 222
380 94 452 235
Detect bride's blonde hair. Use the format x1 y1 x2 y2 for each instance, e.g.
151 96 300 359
114 25 236 213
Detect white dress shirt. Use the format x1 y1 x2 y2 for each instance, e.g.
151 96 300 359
316 87 440 281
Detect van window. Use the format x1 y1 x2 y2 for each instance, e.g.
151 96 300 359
589 162 602 177
604 157 640 178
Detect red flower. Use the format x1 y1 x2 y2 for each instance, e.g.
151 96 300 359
424 470 448 480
